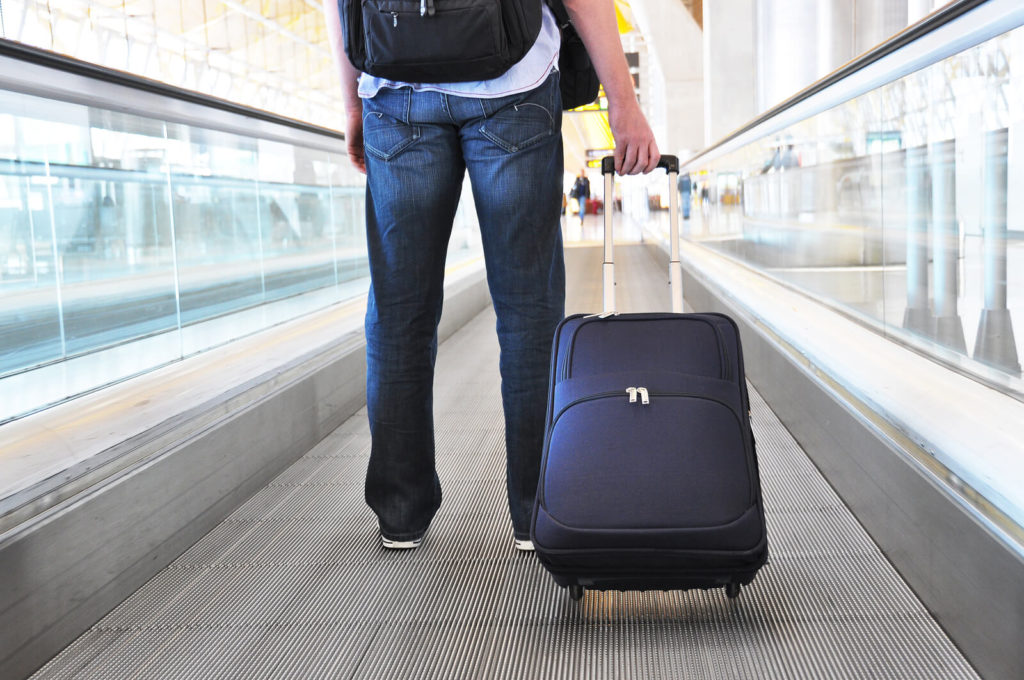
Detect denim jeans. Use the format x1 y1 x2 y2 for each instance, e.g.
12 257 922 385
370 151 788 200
362 71 565 541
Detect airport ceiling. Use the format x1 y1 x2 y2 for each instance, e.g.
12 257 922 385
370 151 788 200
83 0 700 64
78 0 702 171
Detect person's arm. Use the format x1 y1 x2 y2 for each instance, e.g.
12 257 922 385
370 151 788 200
323 1 366 173
562 0 659 175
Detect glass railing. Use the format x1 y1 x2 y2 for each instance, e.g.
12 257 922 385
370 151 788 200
0 41 483 424
678 0 1023 399
640 0 1024 545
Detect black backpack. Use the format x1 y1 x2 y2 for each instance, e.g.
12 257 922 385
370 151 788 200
339 0 543 83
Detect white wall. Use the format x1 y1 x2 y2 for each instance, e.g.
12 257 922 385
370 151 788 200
627 0 705 158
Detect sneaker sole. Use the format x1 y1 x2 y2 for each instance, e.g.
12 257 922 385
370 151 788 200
381 536 423 550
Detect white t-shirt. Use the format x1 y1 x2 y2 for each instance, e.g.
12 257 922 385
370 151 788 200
358 4 560 99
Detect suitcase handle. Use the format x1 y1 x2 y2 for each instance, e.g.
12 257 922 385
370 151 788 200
600 155 679 175
598 155 684 314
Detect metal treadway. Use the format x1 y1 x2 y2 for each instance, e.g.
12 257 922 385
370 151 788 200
32 244 980 679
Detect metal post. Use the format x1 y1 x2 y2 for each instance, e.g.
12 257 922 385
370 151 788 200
666 163 684 313
603 165 615 315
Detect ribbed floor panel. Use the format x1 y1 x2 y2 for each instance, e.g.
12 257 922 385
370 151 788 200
32 245 979 679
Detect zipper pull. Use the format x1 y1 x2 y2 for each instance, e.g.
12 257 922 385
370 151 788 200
637 387 649 405
391 11 398 26
626 387 637 404
421 0 435 16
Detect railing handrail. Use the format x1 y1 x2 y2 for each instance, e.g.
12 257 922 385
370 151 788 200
0 36 345 143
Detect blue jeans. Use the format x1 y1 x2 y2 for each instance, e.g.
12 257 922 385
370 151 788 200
362 71 565 541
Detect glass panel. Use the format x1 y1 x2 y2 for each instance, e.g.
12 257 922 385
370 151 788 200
169 125 264 327
0 46 491 425
49 107 180 359
0 158 61 374
257 140 337 304
0 87 387 422
329 181 370 291
685 25 1024 398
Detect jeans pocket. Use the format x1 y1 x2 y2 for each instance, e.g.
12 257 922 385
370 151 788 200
363 91 421 162
479 80 557 154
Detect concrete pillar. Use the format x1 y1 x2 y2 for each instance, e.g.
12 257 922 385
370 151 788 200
907 0 943 24
756 0 855 113
930 138 967 352
855 0 908 54
1007 29 1024 250
700 0 918 154
903 144 931 335
703 0 757 145
974 129 1020 372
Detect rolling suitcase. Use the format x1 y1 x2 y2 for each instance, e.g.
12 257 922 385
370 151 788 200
531 155 768 601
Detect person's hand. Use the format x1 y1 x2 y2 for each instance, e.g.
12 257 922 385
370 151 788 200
608 98 660 175
346 109 366 174
560 0 659 175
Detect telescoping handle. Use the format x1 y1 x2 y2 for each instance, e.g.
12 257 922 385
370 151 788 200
600 155 683 314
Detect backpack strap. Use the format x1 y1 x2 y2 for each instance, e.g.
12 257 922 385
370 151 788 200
545 0 571 30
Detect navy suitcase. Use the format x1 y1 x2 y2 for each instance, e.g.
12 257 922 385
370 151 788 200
531 156 768 601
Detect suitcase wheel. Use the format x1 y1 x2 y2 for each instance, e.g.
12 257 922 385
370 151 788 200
569 584 585 601
725 583 741 599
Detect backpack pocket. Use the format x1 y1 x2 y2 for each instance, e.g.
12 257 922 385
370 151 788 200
361 0 510 82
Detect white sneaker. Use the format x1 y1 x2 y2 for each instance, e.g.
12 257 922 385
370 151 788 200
514 538 535 552
381 529 426 550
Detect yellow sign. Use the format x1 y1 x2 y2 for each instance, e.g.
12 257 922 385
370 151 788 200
615 0 634 33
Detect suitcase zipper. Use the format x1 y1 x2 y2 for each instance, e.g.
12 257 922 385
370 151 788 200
548 390 758 505
553 390 644 424
625 387 649 404
712 324 732 382
554 389 737 424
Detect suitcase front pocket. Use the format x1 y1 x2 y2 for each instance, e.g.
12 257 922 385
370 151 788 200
562 316 731 381
542 392 754 531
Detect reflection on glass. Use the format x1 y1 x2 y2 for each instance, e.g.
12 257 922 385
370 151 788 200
0 84 481 423
0 163 61 370
684 26 1023 395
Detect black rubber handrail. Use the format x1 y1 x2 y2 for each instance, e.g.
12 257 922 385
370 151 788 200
684 0 989 167
0 37 345 141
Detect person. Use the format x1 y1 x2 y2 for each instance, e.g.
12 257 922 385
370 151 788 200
677 172 691 220
570 169 591 226
323 0 660 552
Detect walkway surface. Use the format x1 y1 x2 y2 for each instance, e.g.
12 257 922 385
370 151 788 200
32 245 979 679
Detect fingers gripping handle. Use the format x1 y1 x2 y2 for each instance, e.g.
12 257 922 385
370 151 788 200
600 155 684 314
